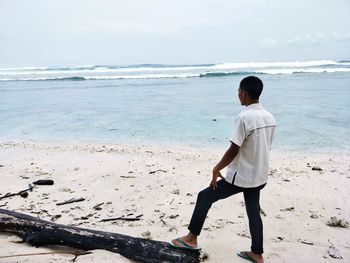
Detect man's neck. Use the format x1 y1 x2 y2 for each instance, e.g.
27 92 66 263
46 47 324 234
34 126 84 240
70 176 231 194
245 100 259 107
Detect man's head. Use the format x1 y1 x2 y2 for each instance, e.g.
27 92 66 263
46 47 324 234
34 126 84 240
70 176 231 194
238 76 263 105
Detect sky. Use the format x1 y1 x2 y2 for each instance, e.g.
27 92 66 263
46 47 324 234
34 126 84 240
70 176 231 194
0 0 349 67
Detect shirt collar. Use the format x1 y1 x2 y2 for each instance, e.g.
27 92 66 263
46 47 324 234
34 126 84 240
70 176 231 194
245 103 262 110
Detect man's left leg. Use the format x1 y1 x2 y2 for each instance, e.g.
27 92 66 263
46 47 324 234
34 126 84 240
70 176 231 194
241 184 265 262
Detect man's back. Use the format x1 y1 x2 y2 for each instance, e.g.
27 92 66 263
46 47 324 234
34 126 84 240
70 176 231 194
226 103 276 188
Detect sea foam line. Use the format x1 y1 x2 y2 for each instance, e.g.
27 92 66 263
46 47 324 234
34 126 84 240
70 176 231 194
0 60 344 73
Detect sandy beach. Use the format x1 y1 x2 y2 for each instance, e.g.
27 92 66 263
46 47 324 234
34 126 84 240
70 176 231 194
0 140 349 262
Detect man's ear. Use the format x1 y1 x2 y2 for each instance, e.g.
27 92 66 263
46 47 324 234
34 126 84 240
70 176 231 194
242 89 248 102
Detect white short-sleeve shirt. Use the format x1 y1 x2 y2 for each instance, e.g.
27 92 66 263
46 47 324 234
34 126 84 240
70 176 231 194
225 103 276 188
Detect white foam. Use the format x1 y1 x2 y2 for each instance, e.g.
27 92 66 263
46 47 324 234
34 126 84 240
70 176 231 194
0 77 50 81
212 60 338 70
257 67 350 75
91 65 208 73
85 73 200 80
0 66 49 71
0 66 207 76
0 73 201 81
0 60 349 81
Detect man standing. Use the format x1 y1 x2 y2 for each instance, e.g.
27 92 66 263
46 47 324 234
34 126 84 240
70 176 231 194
171 76 276 263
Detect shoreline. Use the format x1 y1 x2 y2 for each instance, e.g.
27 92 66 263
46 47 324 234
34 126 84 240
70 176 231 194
0 139 349 262
1 137 349 155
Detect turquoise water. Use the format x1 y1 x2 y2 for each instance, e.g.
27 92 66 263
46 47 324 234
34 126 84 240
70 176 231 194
0 62 349 151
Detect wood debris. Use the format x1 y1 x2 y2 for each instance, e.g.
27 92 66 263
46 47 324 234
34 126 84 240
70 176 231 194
56 198 85 206
100 214 143 222
0 184 34 200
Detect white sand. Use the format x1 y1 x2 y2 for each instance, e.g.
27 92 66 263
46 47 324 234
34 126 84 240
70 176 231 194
0 140 349 262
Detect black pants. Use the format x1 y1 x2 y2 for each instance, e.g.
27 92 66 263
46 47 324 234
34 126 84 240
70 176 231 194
188 179 266 254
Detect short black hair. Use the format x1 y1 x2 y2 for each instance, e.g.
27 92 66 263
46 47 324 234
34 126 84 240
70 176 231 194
239 76 263 100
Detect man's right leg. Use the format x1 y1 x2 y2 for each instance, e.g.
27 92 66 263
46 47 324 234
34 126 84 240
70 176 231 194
172 179 243 248
188 179 243 236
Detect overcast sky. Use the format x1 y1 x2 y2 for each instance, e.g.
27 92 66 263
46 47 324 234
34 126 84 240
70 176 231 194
0 0 349 67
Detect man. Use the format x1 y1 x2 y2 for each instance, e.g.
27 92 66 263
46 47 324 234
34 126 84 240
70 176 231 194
170 76 276 263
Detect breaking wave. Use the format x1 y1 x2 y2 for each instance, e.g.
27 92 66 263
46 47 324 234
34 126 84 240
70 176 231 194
0 60 349 81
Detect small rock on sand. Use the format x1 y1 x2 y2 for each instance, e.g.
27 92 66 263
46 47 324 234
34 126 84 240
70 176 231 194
200 251 209 261
171 189 180 195
20 192 28 198
7 236 23 243
328 245 343 259
327 216 349 228
280 207 294 212
141 230 152 240
310 214 319 219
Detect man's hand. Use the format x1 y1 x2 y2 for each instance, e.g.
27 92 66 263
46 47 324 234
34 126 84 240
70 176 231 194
210 167 224 190
209 143 239 190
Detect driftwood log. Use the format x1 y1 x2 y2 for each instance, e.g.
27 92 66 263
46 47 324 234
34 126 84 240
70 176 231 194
0 209 200 263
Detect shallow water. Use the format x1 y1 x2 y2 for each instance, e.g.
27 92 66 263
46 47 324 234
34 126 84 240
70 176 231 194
0 63 349 152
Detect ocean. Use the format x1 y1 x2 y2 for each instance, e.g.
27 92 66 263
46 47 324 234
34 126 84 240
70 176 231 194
0 60 349 152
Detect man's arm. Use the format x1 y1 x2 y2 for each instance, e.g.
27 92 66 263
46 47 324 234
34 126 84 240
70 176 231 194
210 142 240 190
